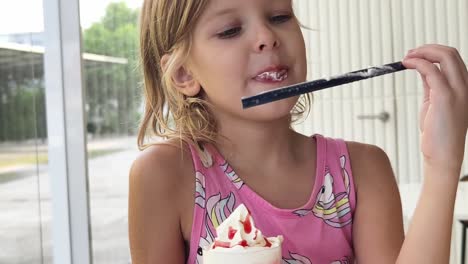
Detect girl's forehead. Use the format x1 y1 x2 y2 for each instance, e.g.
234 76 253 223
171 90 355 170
199 0 292 22
203 0 292 14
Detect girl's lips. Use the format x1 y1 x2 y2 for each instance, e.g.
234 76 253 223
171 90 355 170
253 65 289 77
253 69 289 83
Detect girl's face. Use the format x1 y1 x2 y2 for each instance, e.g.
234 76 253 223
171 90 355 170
188 0 307 122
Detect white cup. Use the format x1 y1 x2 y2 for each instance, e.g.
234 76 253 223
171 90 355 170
202 245 282 264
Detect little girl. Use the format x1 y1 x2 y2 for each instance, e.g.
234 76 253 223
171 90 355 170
128 0 468 263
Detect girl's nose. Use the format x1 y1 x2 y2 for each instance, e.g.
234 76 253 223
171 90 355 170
254 24 280 52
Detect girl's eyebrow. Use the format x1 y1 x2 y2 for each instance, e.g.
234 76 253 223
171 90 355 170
204 7 237 23
212 7 237 17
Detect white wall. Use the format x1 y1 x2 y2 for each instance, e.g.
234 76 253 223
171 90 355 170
294 0 468 182
293 1 468 263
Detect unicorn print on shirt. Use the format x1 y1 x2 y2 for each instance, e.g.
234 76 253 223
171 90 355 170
196 191 237 264
220 161 244 189
293 156 352 228
195 172 206 208
282 252 312 264
330 256 353 264
282 252 352 264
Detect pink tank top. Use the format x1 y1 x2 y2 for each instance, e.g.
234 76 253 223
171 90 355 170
187 134 356 264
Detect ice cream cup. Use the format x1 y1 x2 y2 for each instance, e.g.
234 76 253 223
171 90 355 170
202 243 282 264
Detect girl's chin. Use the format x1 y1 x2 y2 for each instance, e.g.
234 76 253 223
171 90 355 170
241 97 299 121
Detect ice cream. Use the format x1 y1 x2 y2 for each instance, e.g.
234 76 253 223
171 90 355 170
203 204 283 264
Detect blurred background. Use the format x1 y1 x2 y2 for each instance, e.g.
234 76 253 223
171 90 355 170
0 0 141 263
0 0 466 263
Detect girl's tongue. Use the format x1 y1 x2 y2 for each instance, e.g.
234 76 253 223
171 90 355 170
254 69 289 82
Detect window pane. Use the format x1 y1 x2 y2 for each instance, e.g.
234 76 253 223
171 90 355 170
0 1 53 263
79 1 142 263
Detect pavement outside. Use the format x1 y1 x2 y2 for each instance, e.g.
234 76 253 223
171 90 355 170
0 137 138 264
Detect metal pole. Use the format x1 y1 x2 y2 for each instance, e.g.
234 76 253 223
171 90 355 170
43 0 92 263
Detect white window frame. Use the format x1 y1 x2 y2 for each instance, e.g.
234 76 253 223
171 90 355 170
43 0 92 263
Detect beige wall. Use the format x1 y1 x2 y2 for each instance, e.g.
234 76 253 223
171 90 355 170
293 1 468 263
294 0 468 183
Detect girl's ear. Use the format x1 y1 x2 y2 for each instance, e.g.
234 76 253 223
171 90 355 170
161 54 201 97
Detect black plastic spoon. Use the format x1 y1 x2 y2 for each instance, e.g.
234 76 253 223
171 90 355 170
242 61 407 109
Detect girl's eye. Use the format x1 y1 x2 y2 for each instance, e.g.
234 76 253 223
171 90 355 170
217 27 242 39
270 14 292 24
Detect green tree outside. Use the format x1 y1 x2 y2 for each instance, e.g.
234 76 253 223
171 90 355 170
82 2 141 137
0 2 141 142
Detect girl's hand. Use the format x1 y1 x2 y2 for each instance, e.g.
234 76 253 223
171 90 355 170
403 44 468 175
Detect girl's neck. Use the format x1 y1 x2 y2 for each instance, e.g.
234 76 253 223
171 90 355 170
215 116 305 172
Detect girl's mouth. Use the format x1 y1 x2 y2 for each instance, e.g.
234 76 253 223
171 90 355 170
253 68 289 83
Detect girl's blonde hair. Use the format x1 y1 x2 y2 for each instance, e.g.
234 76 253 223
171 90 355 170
138 0 311 162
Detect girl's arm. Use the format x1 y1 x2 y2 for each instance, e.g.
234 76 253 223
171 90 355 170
396 165 459 263
350 142 405 264
352 44 467 264
395 44 468 264
128 145 186 264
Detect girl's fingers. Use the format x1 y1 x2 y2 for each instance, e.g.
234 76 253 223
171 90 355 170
419 76 430 132
421 74 430 102
405 44 467 97
402 58 453 101
421 44 468 82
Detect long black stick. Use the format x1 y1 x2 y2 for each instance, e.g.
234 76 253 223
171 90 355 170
242 61 407 109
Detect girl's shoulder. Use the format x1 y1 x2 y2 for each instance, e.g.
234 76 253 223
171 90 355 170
345 140 388 161
343 141 404 260
129 139 195 209
134 138 194 176
344 141 396 190
129 140 195 262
